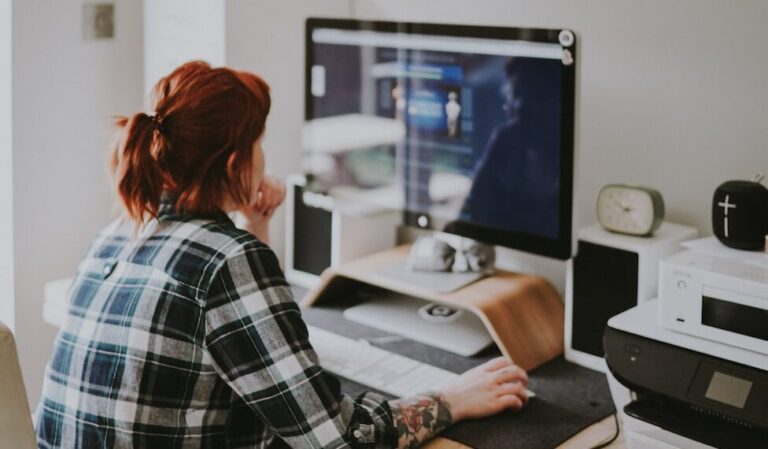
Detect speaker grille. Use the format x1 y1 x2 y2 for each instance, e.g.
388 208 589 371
572 241 639 357
292 185 332 276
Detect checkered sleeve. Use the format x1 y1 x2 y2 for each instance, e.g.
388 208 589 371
203 240 398 449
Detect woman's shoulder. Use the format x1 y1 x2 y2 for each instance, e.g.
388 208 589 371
86 215 278 293
174 217 284 284
195 221 288 299
86 215 263 257
204 222 281 275
191 217 270 257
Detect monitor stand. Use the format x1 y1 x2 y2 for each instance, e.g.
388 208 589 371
371 262 486 294
301 243 565 370
342 293 494 357
370 236 495 293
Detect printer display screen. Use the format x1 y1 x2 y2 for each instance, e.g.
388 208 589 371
705 371 753 409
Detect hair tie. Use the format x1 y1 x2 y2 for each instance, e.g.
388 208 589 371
148 113 166 133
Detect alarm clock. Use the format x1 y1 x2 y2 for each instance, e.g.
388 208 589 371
596 184 665 236
712 178 768 250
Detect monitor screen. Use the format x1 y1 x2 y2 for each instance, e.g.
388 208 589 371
304 19 576 259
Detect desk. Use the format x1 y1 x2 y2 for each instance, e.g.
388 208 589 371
426 416 624 448
43 278 626 449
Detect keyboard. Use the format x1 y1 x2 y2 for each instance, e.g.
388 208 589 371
307 325 535 399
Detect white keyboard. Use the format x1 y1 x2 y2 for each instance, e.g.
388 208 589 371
307 325 534 399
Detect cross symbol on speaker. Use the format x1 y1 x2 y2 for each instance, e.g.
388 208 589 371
717 194 737 238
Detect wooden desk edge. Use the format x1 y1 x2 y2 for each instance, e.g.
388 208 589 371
423 414 625 449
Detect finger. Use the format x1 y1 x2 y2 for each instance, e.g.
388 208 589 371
269 185 284 208
494 366 528 385
497 381 528 402
264 193 280 213
262 175 280 192
260 179 281 209
254 190 265 210
498 394 524 411
275 182 287 204
482 357 512 372
260 186 278 211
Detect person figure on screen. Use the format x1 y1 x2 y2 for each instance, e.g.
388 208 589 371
392 84 407 121
459 57 562 238
445 91 461 137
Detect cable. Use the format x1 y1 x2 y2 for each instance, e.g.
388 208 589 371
589 412 620 449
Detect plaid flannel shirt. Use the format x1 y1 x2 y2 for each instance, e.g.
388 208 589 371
36 202 397 449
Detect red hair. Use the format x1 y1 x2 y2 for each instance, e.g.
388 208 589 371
111 61 271 222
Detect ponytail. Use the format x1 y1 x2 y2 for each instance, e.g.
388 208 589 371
109 61 271 224
111 112 168 222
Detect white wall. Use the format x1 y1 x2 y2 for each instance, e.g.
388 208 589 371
12 0 144 405
225 0 768 292
0 0 13 331
226 0 352 260
144 0 225 95
354 0 768 235
353 0 768 291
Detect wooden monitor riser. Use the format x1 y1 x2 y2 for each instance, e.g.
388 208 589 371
300 244 564 371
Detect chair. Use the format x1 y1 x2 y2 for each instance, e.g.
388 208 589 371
0 321 37 449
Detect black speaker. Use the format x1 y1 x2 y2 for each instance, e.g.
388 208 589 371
284 175 399 288
571 241 638 359
565 223 698 371
712 180 768 251
290 181 333 277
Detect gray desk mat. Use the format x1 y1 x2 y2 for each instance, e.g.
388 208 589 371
301 304 616 449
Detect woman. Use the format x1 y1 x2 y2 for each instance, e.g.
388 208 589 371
36 61 529 449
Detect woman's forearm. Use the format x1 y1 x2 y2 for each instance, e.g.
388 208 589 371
389 392 453 449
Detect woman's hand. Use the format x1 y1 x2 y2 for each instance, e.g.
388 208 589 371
441 357 529 423
238 175 286 244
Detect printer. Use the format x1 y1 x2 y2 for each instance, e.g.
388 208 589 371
604 238 768 449
658 240 768 355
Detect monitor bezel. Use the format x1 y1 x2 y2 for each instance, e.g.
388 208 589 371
305 17 576 260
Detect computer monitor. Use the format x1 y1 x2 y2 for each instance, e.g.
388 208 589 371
303 18 577 260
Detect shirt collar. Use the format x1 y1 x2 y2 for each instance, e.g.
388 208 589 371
157 193 233 225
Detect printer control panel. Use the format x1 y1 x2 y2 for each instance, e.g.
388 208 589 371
604 327 768 430
687 360 768 422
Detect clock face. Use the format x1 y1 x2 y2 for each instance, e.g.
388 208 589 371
597 185 663 236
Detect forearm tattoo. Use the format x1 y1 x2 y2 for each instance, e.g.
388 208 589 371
390 392 453 449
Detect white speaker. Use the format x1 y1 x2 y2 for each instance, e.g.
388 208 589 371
564 223 698 372
285 174 400 288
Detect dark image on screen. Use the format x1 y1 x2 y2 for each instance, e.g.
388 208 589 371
307 28 564 240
